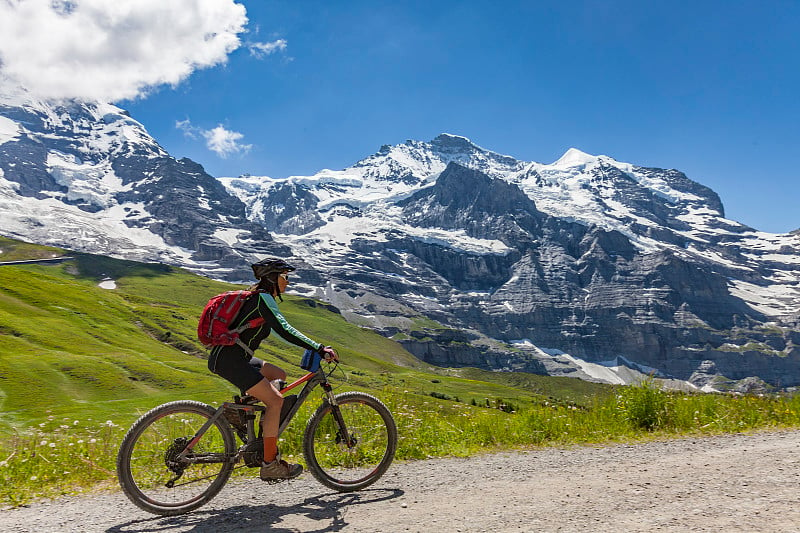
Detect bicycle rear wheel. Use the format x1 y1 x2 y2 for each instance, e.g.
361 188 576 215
116 400 236 516
303 392 397 492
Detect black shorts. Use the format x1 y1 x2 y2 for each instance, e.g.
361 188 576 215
208 346 265 393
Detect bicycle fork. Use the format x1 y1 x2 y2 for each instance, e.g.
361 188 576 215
322 382 357 449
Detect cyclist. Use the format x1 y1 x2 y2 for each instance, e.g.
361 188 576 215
207 258 338 481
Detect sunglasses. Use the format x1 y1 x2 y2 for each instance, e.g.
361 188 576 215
279 273 290 281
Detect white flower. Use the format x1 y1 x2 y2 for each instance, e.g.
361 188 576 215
30 475 37 481
39 440 47 446
48 442 56 448
89 438 97 444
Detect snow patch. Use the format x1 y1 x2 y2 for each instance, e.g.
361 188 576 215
0 116 20 145
0 183 197 266
511 339 664 386
46 150 129 209
729 279 800 318
213 228 247 246
98 278 117 289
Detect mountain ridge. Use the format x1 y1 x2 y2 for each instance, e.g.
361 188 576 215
0 96 289 280
1 100 798 389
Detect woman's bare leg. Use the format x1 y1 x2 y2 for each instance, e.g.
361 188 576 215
259 362 286 382
245 368 284 461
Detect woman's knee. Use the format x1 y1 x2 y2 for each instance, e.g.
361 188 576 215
245 378 283 407
260 362 286 382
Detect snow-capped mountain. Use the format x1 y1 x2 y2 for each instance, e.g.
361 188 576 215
222 133 800 321
1 93 798 390
220 134 800 390
0 87 287 279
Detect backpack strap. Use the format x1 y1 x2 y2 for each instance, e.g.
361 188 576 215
231 317 266 334
231 317 266 359
235 338 256 359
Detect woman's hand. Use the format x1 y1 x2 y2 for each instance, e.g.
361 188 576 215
320 346 338 362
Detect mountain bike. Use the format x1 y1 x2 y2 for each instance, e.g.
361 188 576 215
116 359 398 516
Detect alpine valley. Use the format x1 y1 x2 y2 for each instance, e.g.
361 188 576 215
1 91 799 391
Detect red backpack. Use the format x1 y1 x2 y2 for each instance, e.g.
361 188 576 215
197 290 265 353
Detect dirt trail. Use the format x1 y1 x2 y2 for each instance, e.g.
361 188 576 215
2 430 799 532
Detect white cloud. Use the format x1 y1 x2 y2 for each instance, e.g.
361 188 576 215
0 0 249 102
248 39 288 58
177 119 251 158
203 125 252 158
175 119 198 139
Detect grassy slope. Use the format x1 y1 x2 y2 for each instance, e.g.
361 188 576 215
5 237 800 507
0 237 610 432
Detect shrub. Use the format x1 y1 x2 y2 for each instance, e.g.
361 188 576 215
430 391 453 401
617 377 669 430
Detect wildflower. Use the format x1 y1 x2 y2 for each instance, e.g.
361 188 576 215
73 420 79 425
89 438 97 444
77 439 84 444
40 440 48 446
49 443 56 448
39 422 46 427
30 475 37 481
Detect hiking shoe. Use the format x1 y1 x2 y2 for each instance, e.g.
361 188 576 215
260 455 303 481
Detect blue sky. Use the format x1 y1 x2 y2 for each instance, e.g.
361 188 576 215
2 1 798 232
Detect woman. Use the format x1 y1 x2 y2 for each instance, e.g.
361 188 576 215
208 258 338 480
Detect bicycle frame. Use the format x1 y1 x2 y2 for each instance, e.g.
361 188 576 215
175 364 343 465
118 355 396 513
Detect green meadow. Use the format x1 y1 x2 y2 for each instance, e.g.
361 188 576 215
1 236 799 507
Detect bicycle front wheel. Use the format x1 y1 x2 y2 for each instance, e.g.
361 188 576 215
303 391 397 492
116 400 236 516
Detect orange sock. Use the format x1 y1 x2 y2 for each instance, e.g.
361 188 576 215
263 436 278 463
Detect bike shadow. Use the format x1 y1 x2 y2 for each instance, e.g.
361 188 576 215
105 488 405 533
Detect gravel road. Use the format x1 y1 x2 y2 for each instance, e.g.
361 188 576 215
2 429 799 532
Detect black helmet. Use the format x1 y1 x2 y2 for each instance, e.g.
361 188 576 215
251 258 296 280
